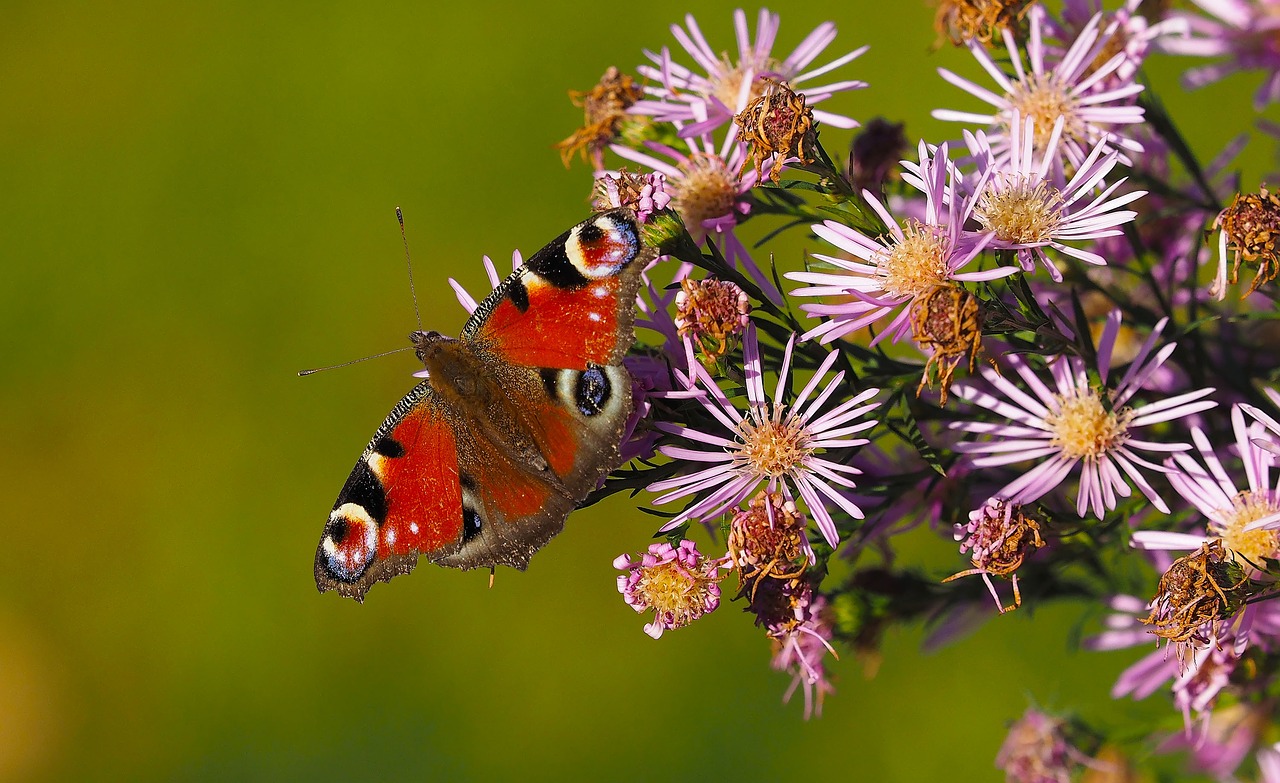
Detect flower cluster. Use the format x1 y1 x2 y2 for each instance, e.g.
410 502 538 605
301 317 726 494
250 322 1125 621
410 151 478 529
526 1 1280 775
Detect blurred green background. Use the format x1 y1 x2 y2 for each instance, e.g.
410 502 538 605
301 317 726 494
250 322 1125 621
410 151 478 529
2 1 1275 780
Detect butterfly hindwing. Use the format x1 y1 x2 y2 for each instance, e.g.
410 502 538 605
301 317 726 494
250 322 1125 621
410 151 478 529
432 361 633 570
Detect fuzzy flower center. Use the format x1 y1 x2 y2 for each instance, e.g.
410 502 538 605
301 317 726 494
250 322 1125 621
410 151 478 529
881 221 951 299
738 409 811 479
975 174 1066 245
1005 73 1083 147
1212 491 1280 566
710 57 776 110
634 561 712 622
1045 388 1132 461
673 153 738 235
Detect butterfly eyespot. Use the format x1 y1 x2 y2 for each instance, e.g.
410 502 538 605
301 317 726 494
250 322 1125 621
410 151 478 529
565 216 639 279
575 365 611 417
462 507 483 543
321 505 379 582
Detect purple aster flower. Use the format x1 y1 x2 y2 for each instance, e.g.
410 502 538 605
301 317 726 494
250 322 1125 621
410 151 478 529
950 311 1217 519
1161 0 1280 110
1162 703 1268 779
1133 406 1280 567
786 141 1016 345
768 589 836 720
647 323 880 547
611 133 782 301
934 4 1146 169
966 113 1146 281
995 708 1078 783
614 539 722 638
1049 0 1189 89
633 9 868 139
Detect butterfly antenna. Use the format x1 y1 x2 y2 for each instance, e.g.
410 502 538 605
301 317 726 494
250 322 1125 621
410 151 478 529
397 206 423 333
297 346 414 377
488 568 496 589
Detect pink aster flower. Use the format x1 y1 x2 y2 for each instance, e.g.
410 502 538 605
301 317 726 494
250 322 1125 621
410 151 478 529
1162 0 1280 110
768 590 836 720
786 141 1016 345
996 709 1078 783
646 323 880 547
966 113 1146 282
950 311 1217 519
934 4 1146 169
1049 0 1189 89
614 539 722 638
592 169 673 225
611 133 782 301
633 8 868 139
1132 405 1280 567
1088 593 1260 737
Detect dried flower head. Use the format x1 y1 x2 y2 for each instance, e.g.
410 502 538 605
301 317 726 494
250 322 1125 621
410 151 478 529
849 117 908 193
674 277 750 366
592 169 672 225
945 497 1045 613
1142 540 1249 647
734 80 818 183
614 540 722 638
911 284 983 404
934 0 1032 47
1212 186 1280 298
557 67 645 168
996 709 1077 783
728 492 810 603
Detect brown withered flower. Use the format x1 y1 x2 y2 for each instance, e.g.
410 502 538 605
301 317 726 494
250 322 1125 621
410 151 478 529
849 117 908 193
734 80 817 183
556 67 644 169
933 0 1033 47
728 492 810 605
1142 540 1249 647
944 497 1045 613
1213 186 1280 297
674 277 750 367
911 284 983 405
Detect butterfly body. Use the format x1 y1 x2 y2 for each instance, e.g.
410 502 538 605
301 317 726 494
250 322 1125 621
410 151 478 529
316 210 654 601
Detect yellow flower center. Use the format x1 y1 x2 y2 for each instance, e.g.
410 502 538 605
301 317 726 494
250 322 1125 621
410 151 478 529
1213 491 1280 567
738 409 811 479
1005 73 1085 148
709 56 776 110
636 562 708 623
974 174 1066 244
673 153 737 238
881 221 951 299
1044 388 1132 461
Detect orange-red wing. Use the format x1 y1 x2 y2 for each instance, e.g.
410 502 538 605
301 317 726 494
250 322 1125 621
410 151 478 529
462 210 652 369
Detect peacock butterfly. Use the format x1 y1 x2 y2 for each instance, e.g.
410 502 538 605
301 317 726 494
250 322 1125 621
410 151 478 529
315 209 656 601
